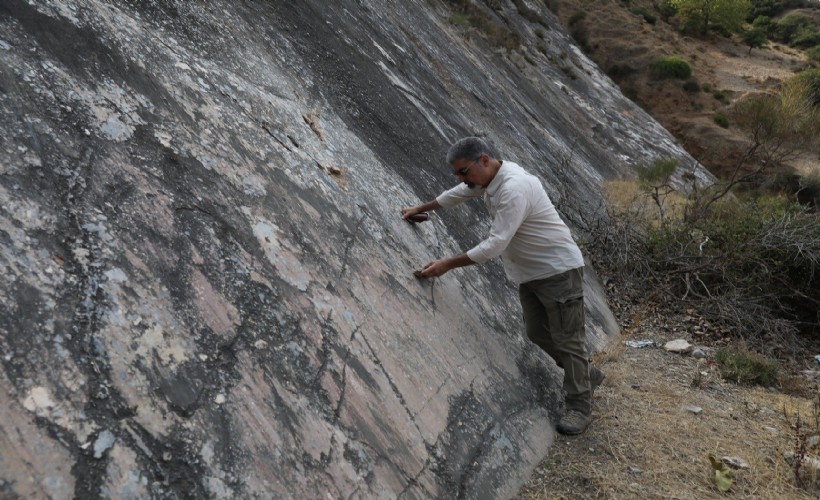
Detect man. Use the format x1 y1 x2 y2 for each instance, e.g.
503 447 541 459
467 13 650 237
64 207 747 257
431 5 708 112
401 137 604 435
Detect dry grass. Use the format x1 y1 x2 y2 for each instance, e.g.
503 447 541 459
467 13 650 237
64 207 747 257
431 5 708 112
516 306 820 499
602 179 689 224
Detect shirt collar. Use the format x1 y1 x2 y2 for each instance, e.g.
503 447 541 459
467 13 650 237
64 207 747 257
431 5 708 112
484 160 506 196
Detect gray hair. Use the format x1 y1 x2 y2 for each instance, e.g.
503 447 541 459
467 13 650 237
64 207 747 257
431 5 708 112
446 136 494 165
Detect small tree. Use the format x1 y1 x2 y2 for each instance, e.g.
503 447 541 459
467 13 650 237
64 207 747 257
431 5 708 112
752 15 774 36
747 0 784 21
724 83 819 181
654 0 679 22
742 26 768 54
638 158 679 224
678 74 820 224
671 0 752 35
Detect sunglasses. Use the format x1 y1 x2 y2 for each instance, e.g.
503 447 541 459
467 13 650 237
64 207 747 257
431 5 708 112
454 159 480 177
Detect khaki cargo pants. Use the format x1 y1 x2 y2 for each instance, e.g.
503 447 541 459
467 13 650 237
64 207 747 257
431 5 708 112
519 267 591 415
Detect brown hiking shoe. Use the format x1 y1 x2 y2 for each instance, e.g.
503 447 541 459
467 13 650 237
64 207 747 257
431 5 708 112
557 409 591 435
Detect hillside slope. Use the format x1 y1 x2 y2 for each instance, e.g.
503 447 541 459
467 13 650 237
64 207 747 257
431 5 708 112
550 0 818 179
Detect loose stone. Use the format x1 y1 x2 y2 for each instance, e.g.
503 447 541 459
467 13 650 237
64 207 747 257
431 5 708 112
664 339 693 354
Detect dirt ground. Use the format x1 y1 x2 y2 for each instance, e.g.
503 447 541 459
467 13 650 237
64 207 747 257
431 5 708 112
515 295 820 499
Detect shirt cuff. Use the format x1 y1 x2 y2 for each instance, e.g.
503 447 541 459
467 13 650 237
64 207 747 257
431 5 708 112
466 246 490 264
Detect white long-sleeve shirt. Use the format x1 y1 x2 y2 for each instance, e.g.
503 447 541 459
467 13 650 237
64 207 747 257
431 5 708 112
436 161 584 284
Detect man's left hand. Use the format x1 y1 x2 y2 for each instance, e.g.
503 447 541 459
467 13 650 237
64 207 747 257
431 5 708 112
418 259 452 278
415 253 474 279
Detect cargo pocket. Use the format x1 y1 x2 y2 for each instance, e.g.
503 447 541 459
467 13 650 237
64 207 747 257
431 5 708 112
557 296 584 336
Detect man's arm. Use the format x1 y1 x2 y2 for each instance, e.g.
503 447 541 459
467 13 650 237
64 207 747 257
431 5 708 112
418 183 528 279
403 184 483 278
404 182 483 222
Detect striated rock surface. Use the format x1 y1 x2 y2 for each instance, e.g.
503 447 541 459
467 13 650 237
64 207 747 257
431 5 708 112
0 1 710 498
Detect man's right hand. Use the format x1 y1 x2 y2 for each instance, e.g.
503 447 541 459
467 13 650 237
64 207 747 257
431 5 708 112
401 206 423 221
401 199 442 221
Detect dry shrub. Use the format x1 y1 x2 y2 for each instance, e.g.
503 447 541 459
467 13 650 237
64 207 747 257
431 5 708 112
715 344 779 386
780 374 818 398
568 75 820 355
584 175 820 354
442 0 522 50
732 77 820 164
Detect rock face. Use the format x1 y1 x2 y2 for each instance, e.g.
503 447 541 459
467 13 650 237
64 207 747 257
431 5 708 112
0 1 709 498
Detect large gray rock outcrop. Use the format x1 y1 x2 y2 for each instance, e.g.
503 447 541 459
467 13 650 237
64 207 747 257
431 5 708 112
0 1 708 498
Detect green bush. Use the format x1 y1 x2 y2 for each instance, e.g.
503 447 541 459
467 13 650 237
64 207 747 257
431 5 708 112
631 6 658 24
773 12 812 44
651 55 692 79
732 88 820 168
702 82 712 92
638 158 678 183
654 198 819 343
608 63 637 79
747 0 784 21
653 0 678 22
792 25 820 49
716 345 779 386
568 11 586 27
449 13 471 27
683 80 701 92
742 27 768 53
788 68 820 107
807 45 820 62
444 0 522 50
752 15 774 35
671 0 750 35
713 113 730 127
